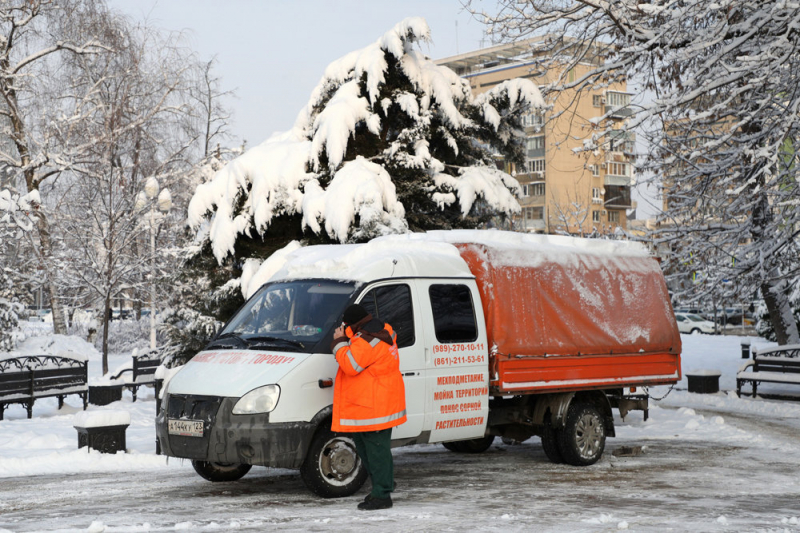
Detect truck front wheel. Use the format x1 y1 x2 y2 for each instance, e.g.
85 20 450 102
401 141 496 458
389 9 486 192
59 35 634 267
300 427 367 498
557 403 606 466
192 461 252 482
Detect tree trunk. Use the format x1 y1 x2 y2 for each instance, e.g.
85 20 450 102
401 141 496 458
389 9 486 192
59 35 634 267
34 211 67 335
101 296 111 375
761 273 800 346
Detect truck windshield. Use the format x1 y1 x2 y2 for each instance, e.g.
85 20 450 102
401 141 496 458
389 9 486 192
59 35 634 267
214 280 355 352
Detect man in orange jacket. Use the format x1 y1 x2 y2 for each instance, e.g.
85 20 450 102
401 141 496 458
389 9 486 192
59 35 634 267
331 303 406 510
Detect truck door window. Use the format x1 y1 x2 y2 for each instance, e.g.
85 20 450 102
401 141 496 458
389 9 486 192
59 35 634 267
360 284 415 348
429 284 478 343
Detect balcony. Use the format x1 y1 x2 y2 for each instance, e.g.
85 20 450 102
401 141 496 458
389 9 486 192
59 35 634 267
604 185 632 209
605 130 636 155
516 218 546 232
603 160 632 187
604 105 634 119
604 91 633 120
526 146 545 159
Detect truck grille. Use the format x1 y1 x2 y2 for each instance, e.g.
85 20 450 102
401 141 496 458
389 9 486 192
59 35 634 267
167 394 222 422
165 394 223 459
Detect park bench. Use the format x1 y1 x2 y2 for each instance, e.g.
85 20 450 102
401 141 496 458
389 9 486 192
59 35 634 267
736 344 800 397
0 355 88 420
110 351 162 402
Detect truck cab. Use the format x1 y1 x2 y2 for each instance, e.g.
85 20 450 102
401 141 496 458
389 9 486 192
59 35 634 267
156 240 491 497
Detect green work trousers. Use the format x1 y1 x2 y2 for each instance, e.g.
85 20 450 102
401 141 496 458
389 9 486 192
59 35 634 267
352 428 394 499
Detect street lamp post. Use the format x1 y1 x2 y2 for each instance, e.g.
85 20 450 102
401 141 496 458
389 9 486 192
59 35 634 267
136 177 171 350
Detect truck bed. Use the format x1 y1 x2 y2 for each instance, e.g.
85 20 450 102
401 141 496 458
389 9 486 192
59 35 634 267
455 241 681 395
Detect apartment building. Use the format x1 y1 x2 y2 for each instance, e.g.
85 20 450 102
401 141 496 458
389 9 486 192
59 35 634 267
437 37 636 234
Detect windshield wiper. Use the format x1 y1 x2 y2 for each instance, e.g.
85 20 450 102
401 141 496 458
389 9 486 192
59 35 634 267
245 335 306 351
207 331 248 349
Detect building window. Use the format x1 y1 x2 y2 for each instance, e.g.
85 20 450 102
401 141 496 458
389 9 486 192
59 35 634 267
523 207 544 220
593 95 603 107
525 136 545 151
608 210 620 223
522 112 544 128
525 159 546 174
531 183 545 196
592 210 601 223
589 165 599 177
605 91 631 108
606 162 631 177
592 188 602 204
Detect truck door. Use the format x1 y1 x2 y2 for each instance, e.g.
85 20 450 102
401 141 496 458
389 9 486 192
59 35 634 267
357 282 424 440
415 280 489 443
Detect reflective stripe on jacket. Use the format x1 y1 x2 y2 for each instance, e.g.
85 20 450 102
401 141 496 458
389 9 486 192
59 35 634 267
332 323 407 433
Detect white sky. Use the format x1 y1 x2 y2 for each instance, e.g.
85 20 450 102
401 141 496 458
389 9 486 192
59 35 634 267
108 0 487 148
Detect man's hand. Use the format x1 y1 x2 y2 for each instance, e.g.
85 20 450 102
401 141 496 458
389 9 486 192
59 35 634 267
334 325 345 338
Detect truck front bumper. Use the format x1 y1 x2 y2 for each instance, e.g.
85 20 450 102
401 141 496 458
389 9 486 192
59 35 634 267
156 393 318 469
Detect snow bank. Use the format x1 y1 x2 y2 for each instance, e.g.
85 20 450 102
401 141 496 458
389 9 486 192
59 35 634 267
0 334 96 362
73 410 131 428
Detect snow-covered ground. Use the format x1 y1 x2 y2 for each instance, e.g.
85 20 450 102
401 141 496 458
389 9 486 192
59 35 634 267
2 331 800 532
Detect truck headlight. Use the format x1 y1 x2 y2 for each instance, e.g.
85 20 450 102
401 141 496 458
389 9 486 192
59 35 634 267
232 385 281 415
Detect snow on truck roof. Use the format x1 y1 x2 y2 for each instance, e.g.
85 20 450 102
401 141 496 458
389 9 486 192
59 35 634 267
240 229 653 298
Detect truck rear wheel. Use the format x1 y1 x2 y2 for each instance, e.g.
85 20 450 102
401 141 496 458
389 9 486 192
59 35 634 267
300 427 367 498
540 422 564 464
192 461 252 482
558 403 606 466
441 435 495 453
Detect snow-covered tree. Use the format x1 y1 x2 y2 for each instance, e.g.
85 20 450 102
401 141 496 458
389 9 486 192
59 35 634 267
0 0 112 335
0 189 36 350
185 18 543 318
187 17 543 254
471 0 800 344
51 18 235 372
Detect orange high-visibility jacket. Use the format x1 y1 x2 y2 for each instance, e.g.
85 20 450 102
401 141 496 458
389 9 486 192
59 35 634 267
331 323 407 433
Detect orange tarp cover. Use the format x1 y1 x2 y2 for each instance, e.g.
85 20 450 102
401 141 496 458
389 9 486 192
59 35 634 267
455 243 682 360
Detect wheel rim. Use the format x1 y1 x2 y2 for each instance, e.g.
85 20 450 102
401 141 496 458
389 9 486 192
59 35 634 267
575 412 603 459
319 437 359 483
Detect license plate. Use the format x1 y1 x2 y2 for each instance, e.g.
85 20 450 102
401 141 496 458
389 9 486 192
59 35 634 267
168 419 204 437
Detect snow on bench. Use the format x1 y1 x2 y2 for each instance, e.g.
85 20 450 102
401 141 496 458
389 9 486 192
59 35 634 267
0 355 88 420
736 344 800 398
109 350 162 402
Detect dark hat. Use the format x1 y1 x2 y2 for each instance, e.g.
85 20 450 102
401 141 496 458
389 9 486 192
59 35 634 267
342 304 369 326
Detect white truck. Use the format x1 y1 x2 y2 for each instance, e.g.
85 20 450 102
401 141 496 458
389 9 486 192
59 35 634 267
156 230 681 497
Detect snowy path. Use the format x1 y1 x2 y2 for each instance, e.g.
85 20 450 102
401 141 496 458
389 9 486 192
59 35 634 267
2 402 799 533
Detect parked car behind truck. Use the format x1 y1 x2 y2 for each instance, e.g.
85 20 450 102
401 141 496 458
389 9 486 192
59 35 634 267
156 230 682 497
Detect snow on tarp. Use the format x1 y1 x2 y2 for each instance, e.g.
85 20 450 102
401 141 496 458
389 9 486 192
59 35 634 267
435 231 681 359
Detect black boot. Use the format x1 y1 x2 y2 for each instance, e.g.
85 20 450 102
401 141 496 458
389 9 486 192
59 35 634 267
357 496 392 511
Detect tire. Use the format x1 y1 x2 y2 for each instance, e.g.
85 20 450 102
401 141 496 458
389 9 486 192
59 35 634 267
441 441 464 452
192 460 252 482
441 435 495 454
690 328 701 334
557 403 606 466
300 427 367 498
540 422 565 464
